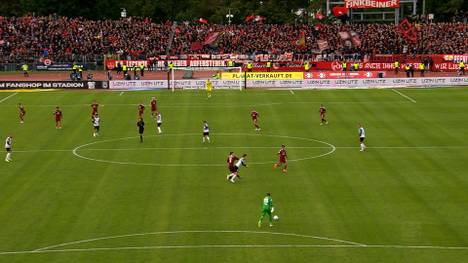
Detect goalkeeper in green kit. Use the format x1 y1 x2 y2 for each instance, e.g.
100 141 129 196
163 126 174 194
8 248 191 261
258 192 274 227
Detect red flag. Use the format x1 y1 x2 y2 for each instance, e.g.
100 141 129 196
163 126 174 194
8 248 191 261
203 32 220 45
198 18 208 24
398 19 418 43
332 6 348 17
398 19 412 33
315 12 325 20
245 15 255 22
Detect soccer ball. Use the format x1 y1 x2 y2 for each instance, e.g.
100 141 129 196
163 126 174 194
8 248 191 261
273 215 279 221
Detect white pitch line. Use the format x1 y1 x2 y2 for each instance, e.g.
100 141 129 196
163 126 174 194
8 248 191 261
290 90 295 95
70 133 337 167
0 92 18 103
33 230 364 252
392 89 416 103
12 145 468 154
119 91 124 96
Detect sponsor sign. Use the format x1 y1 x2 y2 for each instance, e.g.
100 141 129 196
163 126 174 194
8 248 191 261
344 0 399 8
36 63 73 71
222 72 304 80
0 81 108 89
109 80 167 89
303 71 379 79
109 77 468 90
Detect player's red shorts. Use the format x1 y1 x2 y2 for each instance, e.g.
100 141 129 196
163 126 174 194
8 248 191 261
229 166 236 173
252 117 257 122
279 157 287 164
151 107 157 112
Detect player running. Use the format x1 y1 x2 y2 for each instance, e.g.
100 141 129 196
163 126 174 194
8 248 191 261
53 106 63 129
18 103 26 123
229 154 247 183
359 123 366 152
319 104 328 125
273 145 287 173
137 118 145 143
202 121 210 143
156 112 162 134
206 79 213 98
251 109 261 131
5 135 12 162
150 97 157 118
92 114 100 137
226 152 239 181
138 103 145 118
91 100 99 117
258 192 274 228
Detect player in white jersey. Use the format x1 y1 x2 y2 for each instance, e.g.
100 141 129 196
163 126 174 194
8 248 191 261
202 121 210 143
359 124 366 151
92 114 100 137
156 112 162 134
5 136 12 162
230 154 247 183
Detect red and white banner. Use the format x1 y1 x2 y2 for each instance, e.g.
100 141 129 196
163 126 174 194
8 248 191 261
106 59 227 69
304 71 379 79
344 0 399 9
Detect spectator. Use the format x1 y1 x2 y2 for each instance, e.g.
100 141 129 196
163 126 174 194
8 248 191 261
0 16 466 64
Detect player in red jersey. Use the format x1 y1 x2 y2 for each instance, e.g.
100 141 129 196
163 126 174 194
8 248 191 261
251 109 260 131
273 145 287 172
319 104 328 125
226 151 239 181
150 97 157 118
18 103 26 123
138 103 145 118
91 100 99 117
53 106 63 129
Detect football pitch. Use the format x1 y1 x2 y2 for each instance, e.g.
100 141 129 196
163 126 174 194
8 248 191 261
0 87 468 262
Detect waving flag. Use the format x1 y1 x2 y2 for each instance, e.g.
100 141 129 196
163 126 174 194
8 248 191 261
203 32 220 46
198 18 208 24
294 31 306 49
398 19 418 43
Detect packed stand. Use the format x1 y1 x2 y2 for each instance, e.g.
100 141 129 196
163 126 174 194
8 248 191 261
0 15 467 63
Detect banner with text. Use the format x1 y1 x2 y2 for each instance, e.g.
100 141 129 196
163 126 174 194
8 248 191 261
221 72 304 80
109 77 467 90
0 81 108 90
344 0 399 8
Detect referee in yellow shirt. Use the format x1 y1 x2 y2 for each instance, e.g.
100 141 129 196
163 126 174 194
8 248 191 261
206 79 213 98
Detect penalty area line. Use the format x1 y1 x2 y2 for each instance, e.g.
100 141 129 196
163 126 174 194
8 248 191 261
392 89 416 103
0 92 18 103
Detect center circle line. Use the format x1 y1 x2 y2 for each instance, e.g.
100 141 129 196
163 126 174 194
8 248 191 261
72 133 336 167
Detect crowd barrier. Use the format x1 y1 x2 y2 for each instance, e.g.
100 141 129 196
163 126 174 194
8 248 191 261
109 77 468 90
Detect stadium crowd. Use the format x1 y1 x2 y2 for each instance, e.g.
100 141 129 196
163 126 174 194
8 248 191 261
0 16 466 63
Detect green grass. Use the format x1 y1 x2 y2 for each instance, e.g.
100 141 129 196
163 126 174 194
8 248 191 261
0 88 468 262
